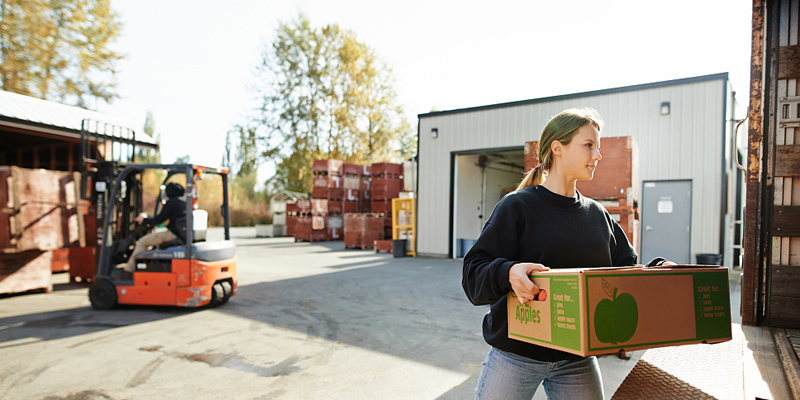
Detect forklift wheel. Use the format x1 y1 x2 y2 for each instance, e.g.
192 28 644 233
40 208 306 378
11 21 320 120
89 279 118 310
210 282 225 306
220 281 232 305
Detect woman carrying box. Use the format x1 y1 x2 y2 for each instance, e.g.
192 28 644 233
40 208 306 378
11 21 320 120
462 108 669 400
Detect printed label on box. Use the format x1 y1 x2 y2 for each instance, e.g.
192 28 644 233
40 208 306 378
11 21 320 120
508 275 581 352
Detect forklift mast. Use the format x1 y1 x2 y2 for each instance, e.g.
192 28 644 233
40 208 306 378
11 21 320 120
79 119 156 275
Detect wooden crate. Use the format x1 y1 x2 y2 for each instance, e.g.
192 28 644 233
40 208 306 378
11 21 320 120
371 162 403 178
374 240 393 254
0 166 86 253
371 177 404 200
0 250 53 294
312 159 343 176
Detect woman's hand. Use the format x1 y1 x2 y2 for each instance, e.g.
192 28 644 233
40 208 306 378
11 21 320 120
509 262 550 304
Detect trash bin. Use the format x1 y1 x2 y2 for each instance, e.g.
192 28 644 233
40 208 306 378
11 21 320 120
456 239 477 258
696 253 723 265
393 239 407 258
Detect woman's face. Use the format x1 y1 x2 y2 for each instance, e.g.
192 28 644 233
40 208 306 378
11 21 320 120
557 123 602 181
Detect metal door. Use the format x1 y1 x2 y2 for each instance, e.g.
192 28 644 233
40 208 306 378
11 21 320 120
640 180 692 264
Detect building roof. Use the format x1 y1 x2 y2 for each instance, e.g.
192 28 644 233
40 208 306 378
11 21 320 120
0 89 156 148
419 72 729 118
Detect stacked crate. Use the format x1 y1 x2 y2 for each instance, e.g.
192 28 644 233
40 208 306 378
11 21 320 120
290 199 313 242
370 162 404 239
310 159 344 241
343 213 384 250
343 163 371 214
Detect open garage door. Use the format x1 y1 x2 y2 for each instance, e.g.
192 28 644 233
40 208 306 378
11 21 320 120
452 148 524 258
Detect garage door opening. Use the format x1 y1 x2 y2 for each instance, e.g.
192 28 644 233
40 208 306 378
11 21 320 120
453 148 524 258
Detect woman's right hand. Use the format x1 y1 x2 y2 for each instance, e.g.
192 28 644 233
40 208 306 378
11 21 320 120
509 262 550 304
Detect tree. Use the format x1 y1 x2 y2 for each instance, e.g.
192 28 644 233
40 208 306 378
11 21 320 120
233 124 259 197
253 13 411 193
0 0 124 108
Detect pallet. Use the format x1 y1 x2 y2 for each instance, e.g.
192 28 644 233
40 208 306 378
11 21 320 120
375 240 392 254
0 250 53 295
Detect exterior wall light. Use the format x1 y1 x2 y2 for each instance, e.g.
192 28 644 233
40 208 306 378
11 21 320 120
661 102 671 115
431 128 439 139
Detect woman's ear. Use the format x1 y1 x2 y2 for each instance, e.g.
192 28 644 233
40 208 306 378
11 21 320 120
551 140 563 157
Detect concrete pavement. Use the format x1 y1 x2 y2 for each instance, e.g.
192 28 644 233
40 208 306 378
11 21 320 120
0 228 648 399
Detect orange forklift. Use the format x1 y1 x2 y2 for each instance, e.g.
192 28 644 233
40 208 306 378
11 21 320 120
80 122 237 309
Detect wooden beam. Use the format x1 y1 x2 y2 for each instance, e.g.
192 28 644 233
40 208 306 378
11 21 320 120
743 0 765 326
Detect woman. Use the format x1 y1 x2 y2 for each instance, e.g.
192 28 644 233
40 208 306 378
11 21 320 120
462 108 663 399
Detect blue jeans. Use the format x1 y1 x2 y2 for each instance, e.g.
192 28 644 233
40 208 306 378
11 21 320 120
475 347 604 400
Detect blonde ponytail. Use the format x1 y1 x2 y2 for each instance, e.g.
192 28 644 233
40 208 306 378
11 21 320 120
516 163 546 191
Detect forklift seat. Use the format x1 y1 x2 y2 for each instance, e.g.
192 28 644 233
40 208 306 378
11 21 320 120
158 210 208 248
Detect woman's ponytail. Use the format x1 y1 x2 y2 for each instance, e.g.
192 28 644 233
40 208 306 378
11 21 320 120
516 163 546 191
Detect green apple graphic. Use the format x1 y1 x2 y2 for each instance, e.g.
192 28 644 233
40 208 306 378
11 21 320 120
594 279 638 344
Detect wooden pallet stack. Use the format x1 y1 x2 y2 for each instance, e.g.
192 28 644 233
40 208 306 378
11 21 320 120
289 199 313 242
370 162 404 240
307 160 344 241
342 163 371 213
343 213 384 250
524 137 640 252
0 166 91 293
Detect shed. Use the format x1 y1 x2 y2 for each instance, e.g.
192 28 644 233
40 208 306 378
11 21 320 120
0 89 156 170
416 73 744 267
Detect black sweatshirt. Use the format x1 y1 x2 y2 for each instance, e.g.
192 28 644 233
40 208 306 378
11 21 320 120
144 197 186 237
462 185 637 362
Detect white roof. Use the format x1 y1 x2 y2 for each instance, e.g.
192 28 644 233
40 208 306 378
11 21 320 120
0 89 156 147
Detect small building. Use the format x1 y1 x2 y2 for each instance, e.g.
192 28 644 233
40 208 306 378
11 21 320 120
416 73 744 267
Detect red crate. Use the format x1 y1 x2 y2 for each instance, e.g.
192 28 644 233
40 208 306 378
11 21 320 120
328 227 342 241
294 231 310 242
344 188 360 201
359 201 372 213
344 230 384 250
343 163 364 176
371 199 392 216
313 175 342 189
286 215 298 236
371 162 403 178
371 177 403 200
375 240 393 254
311 186 343 200
309 230 328 242
312 159 343 176
328 200 343 214
344 200 359 213
296 200 312 214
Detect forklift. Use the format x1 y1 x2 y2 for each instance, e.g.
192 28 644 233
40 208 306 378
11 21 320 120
80 121 237 309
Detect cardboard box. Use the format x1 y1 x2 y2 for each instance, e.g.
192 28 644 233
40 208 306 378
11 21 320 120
507 265 732 357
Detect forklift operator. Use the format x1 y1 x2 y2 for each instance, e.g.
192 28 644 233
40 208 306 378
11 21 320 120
123 182 187 274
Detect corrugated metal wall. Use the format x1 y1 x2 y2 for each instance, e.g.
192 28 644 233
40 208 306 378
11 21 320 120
417 74 729 258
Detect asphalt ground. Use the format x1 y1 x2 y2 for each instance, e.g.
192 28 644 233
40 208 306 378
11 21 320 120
0 227 655 399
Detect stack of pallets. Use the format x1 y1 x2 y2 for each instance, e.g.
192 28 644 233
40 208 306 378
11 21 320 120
370 163 404 240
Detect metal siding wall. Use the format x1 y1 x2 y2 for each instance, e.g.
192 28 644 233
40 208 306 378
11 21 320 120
417 78 726 257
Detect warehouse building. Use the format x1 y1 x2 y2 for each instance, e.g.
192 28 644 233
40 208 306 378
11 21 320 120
416 73 744 267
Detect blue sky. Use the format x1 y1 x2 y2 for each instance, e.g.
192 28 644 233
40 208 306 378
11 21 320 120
100 0 753 174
